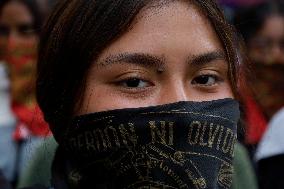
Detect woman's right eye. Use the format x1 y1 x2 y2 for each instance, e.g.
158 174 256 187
191 74 219 86
118 78 151 88
0 26 9 36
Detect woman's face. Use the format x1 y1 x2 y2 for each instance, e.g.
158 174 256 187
248 15 284 65
78 1 233 114
0 1 38 56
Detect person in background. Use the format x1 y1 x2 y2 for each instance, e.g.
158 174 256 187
0 0 51 185
234 1 284 188
231 1 284 154
0 62 17 184
255 107 284 189
234 1 284 119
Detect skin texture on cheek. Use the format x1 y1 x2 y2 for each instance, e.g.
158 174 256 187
77 1 233 115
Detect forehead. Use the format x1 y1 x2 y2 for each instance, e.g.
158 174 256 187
258 15 284 38
98 0 223 60
0 1 33 24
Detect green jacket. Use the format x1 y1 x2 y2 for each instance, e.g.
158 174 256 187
17 137 258 189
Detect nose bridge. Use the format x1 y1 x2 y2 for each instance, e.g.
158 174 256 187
271 43 282 60
159 79 188 104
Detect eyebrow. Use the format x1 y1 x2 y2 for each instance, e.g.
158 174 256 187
98 51 226 68
98 53 164 69
190 51 227 65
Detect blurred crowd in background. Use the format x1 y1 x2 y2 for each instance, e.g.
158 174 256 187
0 0 283 189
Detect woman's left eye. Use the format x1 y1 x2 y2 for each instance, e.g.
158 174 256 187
18 24 36 36
191 75 220 86
119 78 150 88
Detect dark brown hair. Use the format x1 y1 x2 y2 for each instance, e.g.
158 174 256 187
37 0 244 141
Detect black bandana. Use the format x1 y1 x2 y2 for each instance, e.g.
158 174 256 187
61 98 239 189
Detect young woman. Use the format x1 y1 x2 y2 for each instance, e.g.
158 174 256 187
233 1 284 147
235 1 284 117
35 0 245 188
0 0 50 184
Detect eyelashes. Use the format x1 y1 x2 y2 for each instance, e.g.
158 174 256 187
0 24 36 37
113 72 224 93
191 74 223 86
117 78 152 88
113 76 153 92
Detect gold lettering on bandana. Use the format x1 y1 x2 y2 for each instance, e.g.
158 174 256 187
94 128 108 151
69 122 138 153
68 120 236 158
107 126 120 147
217 126 224 151
222 128 234 154
186 121 236 157
149 121 174 145
199 122 208 146
159 162 188 189
188 121 201 145
185 169 206 188
85 131 96 151
208 124 220 148
119 123 138 147
149 144 171 159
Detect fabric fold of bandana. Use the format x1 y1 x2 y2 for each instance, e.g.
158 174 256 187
61 98 240 189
